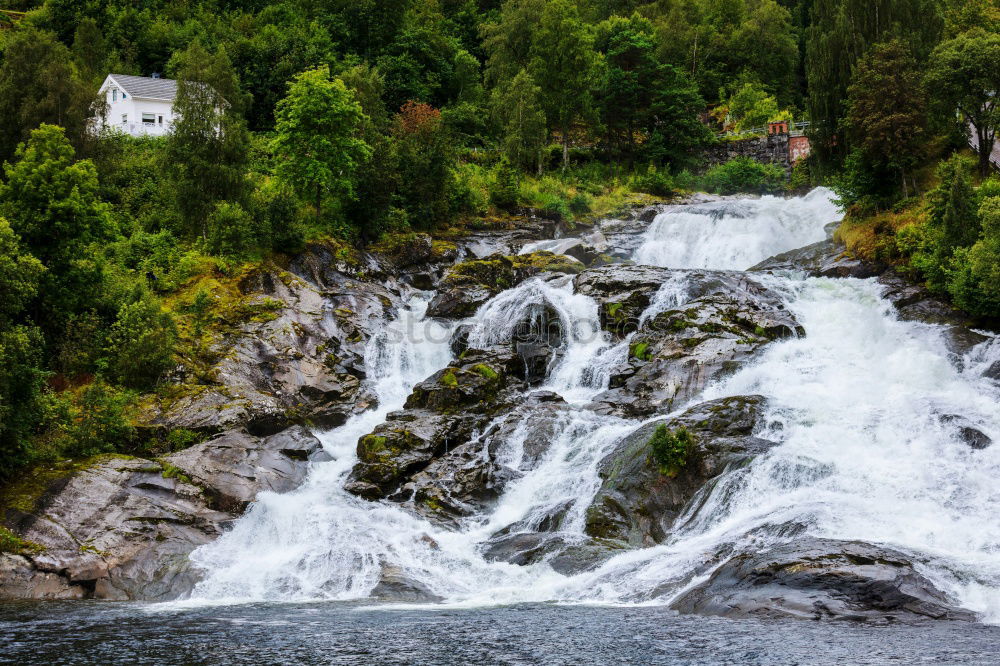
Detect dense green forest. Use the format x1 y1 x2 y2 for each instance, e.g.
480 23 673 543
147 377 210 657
0 0 998 480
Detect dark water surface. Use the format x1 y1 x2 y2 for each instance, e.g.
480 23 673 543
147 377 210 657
2 602 999 665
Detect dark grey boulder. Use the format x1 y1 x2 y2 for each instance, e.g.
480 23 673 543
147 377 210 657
670 538 977 623
585 396 775 546
750 238 883 278
587 269 802 417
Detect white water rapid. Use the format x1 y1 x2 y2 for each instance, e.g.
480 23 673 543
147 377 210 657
187 187 1000 622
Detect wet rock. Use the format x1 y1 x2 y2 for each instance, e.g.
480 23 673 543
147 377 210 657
986 361 1000 381
0 456 231 601
145 251 394 436
670 538 977 623
573 264 674 337
427 252 583 319
584 396 775 546
401 394 572 525
370 565 443 603
940 414 992 450
347 350 529 500
750 239 883 278
0 423 326 601
589 270 801 417
166 426 329 513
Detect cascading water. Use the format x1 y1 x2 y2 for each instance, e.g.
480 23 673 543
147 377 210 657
634 187 840 269
187 187 1000 622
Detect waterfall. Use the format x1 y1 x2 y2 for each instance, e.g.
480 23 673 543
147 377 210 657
633 187 840 269
186 188 1000 622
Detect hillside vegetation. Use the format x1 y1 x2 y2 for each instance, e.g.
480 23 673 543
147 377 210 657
0 0 998 480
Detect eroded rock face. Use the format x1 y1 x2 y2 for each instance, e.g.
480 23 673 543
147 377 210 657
584 268 801 417
0 427 326 601
399 392 571 526
147 257 395 437
166 426 330 513
584 396 774 547
573 264 673 336
345 348 529 501
427 251 583 319
670 538 977 623
750 239 884 279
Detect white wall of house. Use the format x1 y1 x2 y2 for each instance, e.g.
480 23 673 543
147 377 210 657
97 76 175 137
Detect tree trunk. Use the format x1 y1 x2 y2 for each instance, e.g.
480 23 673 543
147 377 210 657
900 167 908 199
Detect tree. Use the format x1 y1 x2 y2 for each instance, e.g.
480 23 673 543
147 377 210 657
529 0 599 169
393 101 455 229
846 40 927 197
0 219 44 328
718 81 785 133
0 125 114 326
806 0 943 166
481 0 547 87
104 294 177 389
165 42 250 239
0 325 46 479
272 67 371 223
929 154 979 250
492 69 547 173
594 14 660 165
0 28 95 163
948 195 1000 318
925 29 1000 177
644 64 712 170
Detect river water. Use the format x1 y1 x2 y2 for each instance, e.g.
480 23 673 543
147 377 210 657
4 188 1000 663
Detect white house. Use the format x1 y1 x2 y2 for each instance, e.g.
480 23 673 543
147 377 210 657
96 74 178 137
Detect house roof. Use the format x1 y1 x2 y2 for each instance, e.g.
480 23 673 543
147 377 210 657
109 74 178 100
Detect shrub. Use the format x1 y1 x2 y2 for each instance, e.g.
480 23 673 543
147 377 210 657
40 380 138 458
634 164 674 197
649 424 695 477
568 192 592 215
103 294 177 389
490 158 521 211
206 201 258 259
703 157 784 195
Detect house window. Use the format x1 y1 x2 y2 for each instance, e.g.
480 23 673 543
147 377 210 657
112 88 117 102
157 116 163 124
142 113 155 125
122 114 127 124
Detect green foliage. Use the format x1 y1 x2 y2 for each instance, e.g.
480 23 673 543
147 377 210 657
104 294 177 389
806 0 943 166
925 28 1000 177
703 157 785 195
0 28 94 164
845 40 926 197
0 325 46 479
392 102 456 229
272 67 372 222
928 155 979 251
40 380 137 459
648 424 695 477
165 41 250 238
529 0 599 169
490 157 521 211
0 125 115 327
492 69 547 172
946 196 1000 318
634 164 674 197
206 202 257 259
